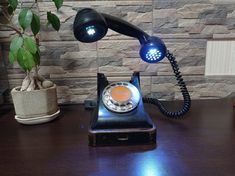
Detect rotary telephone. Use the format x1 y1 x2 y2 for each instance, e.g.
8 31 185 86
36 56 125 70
73 8 191 146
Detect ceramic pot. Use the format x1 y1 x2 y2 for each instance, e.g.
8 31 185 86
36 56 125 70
11 84 60 124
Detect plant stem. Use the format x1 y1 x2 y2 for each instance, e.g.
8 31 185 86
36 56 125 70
0 7 22 35
2 10 10 22
0 24 22 36
2 5 15 22
20 0 23 9
35 66 39 76
30 2 36 9
34 1 40 47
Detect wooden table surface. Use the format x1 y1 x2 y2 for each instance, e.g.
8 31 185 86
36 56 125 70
0 99 235 176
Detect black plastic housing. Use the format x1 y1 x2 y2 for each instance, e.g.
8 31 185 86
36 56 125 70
89 72 156 146
73 8 108 43
73 8 150 44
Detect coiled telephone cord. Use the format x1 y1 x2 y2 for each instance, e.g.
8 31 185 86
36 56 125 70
143 50 191 119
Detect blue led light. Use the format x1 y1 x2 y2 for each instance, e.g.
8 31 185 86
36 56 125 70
86 25 96 36
145 49 162 61
139 36 166 63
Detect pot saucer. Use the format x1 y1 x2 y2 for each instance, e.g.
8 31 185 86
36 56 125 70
15 109 60 125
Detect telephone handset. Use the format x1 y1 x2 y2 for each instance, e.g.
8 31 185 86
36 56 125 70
73 8 191 146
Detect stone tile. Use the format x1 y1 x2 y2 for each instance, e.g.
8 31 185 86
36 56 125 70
2 0 235 103
151 75 235 100
53 77 97 103
201 25 230 34
39 1 153 41
38 66 66 76
154 0 211 9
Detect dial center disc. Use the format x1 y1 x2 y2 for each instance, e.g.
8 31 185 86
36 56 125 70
110 86 131 104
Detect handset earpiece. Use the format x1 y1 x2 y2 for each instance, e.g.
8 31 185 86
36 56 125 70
73 8 108 43
139 36 167 63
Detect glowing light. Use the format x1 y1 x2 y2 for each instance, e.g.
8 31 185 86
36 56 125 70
139 36 166 63
86 26 96 36
131 153 161 176
145 49 162 61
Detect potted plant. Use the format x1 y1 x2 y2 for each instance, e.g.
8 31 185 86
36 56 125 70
0 0 64 124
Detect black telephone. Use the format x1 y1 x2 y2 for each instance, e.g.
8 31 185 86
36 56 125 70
73 8 191 146
88 72 156 146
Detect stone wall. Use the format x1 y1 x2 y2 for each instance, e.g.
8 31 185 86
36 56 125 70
1 0 235 104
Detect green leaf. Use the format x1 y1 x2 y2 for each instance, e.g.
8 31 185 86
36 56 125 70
31 13 40 35
8 0 18 11
33 51 40 66
24 37 37 54
9 50 15 64
17 48 36 71
10 36 23 56
52 0 63 10
18 9 33 31
7 5 14 15
47 11 60 31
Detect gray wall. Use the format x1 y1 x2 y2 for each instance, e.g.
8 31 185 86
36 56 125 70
1 0 235 104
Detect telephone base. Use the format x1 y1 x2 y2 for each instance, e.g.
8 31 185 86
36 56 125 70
89 126 156 146
89 72 156 146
